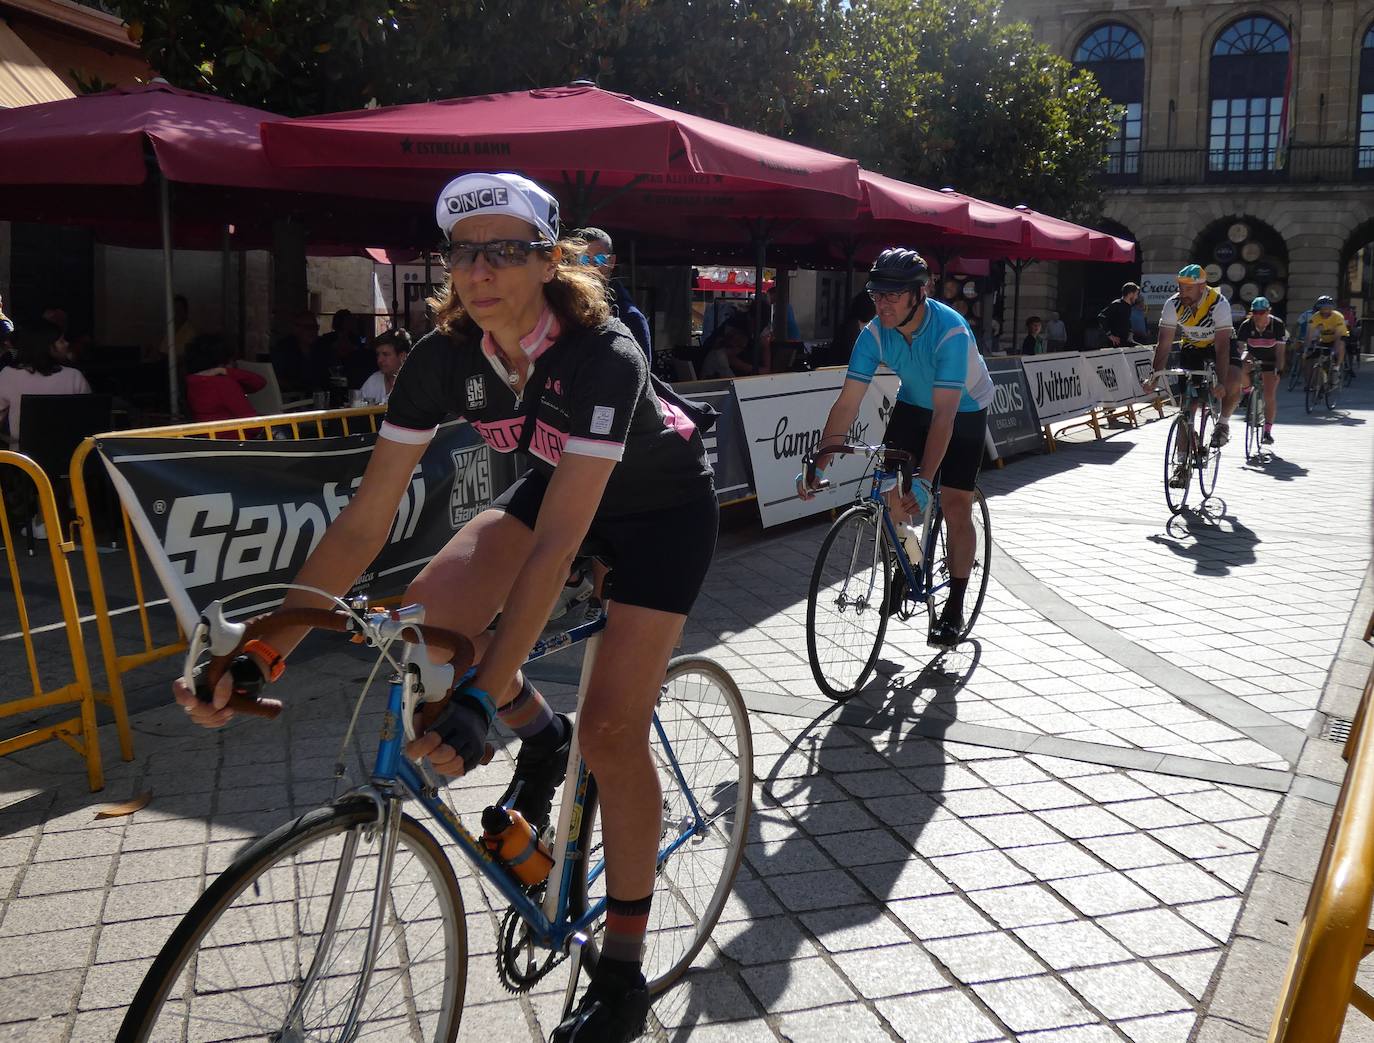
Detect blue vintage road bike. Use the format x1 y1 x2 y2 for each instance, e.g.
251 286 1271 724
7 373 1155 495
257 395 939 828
801 440 992 701
117 583 752 1042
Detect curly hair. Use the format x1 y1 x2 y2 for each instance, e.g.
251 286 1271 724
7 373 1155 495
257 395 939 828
428 238 612 337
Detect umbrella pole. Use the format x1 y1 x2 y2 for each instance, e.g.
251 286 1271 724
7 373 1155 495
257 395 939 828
1010 260 1025 354
220 224 232 351
752 229 767 374
629 239 637 296
391 263 399 324
161 175 179 416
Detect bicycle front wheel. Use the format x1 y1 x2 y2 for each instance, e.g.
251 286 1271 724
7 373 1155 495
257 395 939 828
1244 390 1263 462
1164 414 1193 514
572 657 752 994
1305 369 1322 413
1288 359 1303 391
924 487 992 641
1327 368 1343 409
806 503 891 700
1196 408 1221 499
119 799 466 1043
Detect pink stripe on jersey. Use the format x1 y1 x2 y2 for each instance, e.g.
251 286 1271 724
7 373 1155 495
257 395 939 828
471 416 524 453
527 418 567 466
659 398 696 441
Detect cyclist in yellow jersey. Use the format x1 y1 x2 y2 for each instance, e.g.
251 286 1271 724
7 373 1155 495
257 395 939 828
1151 264 1239 454
1305 295 1348 385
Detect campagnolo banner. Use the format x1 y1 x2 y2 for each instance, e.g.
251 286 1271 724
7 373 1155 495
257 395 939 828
983 356 1044 457
97 420 514 631
735 367 899 528
1019 351 1096 426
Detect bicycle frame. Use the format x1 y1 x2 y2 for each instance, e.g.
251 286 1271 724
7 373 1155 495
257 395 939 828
861 463 944 606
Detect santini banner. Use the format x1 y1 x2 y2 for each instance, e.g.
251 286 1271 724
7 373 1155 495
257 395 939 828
98 421 512 631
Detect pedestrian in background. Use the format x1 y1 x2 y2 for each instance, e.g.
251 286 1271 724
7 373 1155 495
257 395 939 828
575 227 652 362
1131 297 1149 344
1045 311 1067 352
1098 282 1140 347
1021 316 1047 355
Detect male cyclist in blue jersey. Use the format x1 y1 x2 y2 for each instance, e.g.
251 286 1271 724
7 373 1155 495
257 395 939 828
798 248 993 648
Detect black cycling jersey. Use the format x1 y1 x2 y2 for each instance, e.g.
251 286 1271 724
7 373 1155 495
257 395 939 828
382 318 714 518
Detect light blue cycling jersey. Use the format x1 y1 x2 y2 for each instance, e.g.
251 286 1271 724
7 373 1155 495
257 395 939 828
845 298 995 412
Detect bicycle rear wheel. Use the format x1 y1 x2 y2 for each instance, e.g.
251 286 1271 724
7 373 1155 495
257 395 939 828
1164 414 1193 515
118 799 466 1043
572 657 752 994
1288 358 1303 391
806 503 891 700
1196 407 1221 500
924 488 992 642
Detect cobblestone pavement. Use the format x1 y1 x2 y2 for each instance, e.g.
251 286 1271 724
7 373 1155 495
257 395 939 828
0 375 1370 1042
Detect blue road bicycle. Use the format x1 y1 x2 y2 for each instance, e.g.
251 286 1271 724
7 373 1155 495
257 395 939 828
118 584 752 1042
801 440 991 701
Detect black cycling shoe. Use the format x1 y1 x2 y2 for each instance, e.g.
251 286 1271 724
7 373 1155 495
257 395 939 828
551 971 650 1043
927 616 964 649
1261 430 1274 445
498 713 571 834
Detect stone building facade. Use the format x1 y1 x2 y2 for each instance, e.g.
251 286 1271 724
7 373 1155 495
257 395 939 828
1002 0 1374 343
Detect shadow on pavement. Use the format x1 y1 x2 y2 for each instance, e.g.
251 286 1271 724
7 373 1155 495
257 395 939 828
1241 453 1309 482
1147 507 1260 576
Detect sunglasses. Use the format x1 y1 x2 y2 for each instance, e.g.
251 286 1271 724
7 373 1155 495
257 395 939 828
867 290 910 304
442 239 554 270
577 253 611 267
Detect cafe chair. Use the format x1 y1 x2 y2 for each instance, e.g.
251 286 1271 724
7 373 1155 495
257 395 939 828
18 393 113 555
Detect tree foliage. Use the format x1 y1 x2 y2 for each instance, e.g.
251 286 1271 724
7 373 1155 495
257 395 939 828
110 0 1117 217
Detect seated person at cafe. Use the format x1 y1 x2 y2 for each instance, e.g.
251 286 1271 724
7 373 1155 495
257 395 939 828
155 293 197 362
270 309 318 393
357 328 412 403
309 308 374 391
184 334 266 430
701 314 770 377
0 319 91 445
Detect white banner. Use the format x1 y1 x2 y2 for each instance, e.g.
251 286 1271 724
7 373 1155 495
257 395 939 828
1081 348 1136 406
1141 273 1178 310
1121 346 1159 401
735 367 900 528
1020 351 1095 426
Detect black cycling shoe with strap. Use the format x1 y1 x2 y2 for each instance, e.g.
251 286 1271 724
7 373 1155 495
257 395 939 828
497 712 572 834
551 968 651 1043
928 616 964 649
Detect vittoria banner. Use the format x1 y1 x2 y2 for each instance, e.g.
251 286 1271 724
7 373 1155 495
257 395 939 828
97 421 515 630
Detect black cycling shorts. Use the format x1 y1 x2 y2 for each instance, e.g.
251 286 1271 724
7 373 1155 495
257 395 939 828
1244 346 1280 374
1180 344 1241 371
882 402 988 493
491 470 718 617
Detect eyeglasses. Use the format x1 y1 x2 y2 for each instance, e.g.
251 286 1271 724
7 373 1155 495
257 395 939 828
577 253 611 267
867 290 909 304
442 239 554 270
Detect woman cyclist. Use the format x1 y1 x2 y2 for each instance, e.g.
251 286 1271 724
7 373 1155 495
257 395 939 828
174 171 718 1043
1234 296 1287 445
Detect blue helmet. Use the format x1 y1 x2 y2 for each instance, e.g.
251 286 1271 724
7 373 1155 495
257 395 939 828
1250 296 1271 312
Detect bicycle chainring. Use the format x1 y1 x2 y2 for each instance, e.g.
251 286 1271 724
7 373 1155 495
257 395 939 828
496 902 565 993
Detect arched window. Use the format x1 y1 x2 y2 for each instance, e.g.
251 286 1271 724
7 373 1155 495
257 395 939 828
1360 25 1374 171
1209 16 1291 174
1074 24 1145 176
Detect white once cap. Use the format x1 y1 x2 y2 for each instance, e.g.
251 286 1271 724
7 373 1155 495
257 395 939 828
435 172 560 242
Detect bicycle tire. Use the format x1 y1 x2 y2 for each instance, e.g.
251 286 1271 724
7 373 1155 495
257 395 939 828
924 488 992 642
1288 358 1303 391
1196 407 1220 500
571 656 752 994
1305 369 1322 413
1244 388 1263 462
806 503 891 700
118 799 466 1043
1164 413 1193 515
1327 370 1341 409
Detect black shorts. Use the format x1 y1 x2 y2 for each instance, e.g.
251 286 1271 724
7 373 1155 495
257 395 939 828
1244 346 1279 374
882 402 988 492
491 470 718 617
1180 344 1242 371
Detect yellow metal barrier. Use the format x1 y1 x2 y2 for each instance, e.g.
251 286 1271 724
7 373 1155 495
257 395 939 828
1268 664 1374 1042
67 405 386 768
0 451 104 790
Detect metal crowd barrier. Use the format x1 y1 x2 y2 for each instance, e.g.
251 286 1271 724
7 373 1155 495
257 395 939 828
0 450 104 789
1268 663 1374 1042
62 405 387 783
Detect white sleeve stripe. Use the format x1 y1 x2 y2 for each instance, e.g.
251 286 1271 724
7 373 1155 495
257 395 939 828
564 436 625 461
379 421 438 445
936 326 969 347
933 380 964 389
845 371 874 383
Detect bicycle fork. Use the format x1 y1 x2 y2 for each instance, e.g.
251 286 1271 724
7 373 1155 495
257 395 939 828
281 798 404 1042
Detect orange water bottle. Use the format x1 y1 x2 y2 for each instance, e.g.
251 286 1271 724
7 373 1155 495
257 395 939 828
481 805 553 887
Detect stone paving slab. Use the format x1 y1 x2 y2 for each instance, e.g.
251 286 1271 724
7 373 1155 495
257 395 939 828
0 375 1368 1041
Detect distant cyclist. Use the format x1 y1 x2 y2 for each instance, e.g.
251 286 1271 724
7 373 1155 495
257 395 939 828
1235 296 1287 445
1151 264 1237 485
1304 295 1349 386
798 248 993 648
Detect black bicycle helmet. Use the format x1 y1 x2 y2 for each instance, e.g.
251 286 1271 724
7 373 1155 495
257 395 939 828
1315 295 1336 309
867 248 930 294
